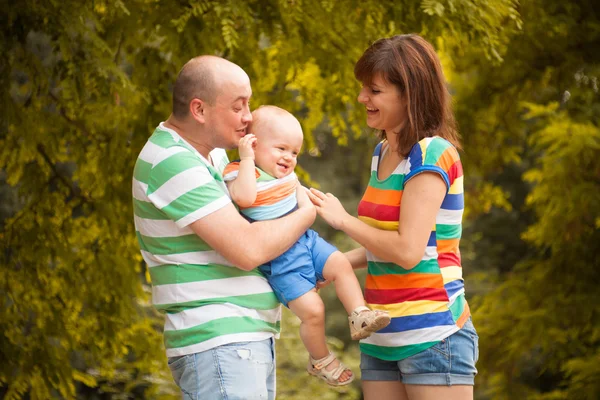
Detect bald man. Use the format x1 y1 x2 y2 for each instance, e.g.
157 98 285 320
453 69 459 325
132 56 316 399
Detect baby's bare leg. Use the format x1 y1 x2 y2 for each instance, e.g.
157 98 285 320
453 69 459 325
322 251 366 314
288 290 352 383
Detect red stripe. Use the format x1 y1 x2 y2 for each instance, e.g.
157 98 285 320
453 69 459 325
365 287 449 304
438 252 461 268
357 201 399 222
447 161 463 184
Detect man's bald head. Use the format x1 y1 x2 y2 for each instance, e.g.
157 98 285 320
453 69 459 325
172 56 248 119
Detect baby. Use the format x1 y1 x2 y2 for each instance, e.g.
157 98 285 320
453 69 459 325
223 105 390 387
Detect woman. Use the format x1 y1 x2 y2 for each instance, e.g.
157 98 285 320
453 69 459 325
309 34 479 400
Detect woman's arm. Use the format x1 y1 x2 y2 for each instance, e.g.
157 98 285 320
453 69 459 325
309 172 446 270
345 247 368 270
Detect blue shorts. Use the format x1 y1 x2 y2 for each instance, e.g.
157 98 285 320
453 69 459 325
360 318 479 385
259 229 337 307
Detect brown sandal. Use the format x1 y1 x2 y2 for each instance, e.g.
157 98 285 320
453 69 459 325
307 353 354 386
349 306 391 340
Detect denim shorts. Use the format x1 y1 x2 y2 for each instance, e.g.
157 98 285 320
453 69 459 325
167 338 276 399
259 229 337 307
361 318 479 385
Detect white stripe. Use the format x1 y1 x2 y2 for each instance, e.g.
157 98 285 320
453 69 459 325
138 141 167 163
367 246 438 264
366 251 389 263
223 170 239 181
371 155 379 172
448 288 465 304
256 172 297 190
132 178 149 201
176 195 231 228
148 166 213 209
165 332 277 357
361 325 459 347
141 249 234 268
134 216 192 238
436 209 463 225
153 275 273 305
164 304 281 331
152 146 188 167
423 246 438 261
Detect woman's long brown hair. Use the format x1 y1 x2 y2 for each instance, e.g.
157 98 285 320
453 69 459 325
354 34 460 156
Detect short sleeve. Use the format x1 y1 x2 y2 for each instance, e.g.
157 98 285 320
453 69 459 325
223 161 261 182
404 137 461 190
147 148 231 227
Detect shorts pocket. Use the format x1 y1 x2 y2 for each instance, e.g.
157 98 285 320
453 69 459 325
430 337 450 357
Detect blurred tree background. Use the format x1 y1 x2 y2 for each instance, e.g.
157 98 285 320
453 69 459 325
1 0 599 399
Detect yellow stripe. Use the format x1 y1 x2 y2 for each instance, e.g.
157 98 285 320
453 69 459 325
359 216 398 230
441 266 463 284
448 176 463 194
368 300 449 318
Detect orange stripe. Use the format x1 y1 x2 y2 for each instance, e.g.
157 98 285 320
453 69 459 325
365 273 445 290
252 181 296 206
436 148 459 172
437 239 460 253
456 302 470 328
362 186 402 206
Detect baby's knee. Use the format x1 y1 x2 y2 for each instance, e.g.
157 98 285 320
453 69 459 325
303 301 325 323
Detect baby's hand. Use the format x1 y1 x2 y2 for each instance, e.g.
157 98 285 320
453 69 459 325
239 134 257 161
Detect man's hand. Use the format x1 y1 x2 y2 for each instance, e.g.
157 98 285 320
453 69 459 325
239 134 256 160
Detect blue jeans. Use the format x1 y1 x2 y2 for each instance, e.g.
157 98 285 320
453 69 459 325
168 339 276 399
361 318 479 385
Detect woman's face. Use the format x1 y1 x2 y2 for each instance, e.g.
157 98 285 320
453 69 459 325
357 74 406 134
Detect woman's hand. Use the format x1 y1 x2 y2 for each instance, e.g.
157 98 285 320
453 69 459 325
308 188 351 230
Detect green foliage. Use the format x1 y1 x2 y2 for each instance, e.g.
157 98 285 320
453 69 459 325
455 1 600 398
1 0 521 398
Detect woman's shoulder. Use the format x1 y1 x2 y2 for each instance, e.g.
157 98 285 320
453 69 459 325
410 136 460 158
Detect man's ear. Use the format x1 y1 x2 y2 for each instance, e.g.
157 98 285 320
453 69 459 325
189 98 206 123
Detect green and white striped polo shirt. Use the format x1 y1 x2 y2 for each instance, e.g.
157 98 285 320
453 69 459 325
133 123 281 357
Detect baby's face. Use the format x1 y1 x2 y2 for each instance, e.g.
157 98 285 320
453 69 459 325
254 119 303 179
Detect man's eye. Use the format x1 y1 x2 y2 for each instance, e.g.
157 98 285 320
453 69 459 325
233 108 242 112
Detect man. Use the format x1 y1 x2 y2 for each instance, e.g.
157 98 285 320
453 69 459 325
132 56 316 399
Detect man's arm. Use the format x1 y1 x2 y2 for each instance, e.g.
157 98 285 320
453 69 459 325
190 183 316 270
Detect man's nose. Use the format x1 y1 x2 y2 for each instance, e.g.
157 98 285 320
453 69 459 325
242 107 252 123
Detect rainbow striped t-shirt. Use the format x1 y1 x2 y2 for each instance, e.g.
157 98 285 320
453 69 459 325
358 136 470 361
222 162 298 221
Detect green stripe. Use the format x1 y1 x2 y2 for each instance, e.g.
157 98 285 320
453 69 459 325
360 340 438 362
256 167 276 182
133 199 170 220
449 293 466 321
149 263 263 286
149 129 178 147
424 137 452 165
157 292 280 313
147 152 206 194
368 258 440 276
369 172 405 190
164 316 280 349
137 232 212 255
133 159 152 182
436 224 462 239
161 184 226 221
